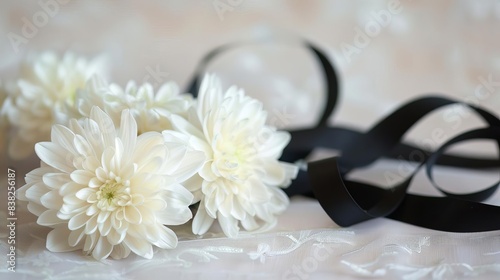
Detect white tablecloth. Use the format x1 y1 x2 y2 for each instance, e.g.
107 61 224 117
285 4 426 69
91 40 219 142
1 1 500 279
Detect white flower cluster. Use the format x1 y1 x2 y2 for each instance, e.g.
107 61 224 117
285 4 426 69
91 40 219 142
2 52 298 260
2 52 108 159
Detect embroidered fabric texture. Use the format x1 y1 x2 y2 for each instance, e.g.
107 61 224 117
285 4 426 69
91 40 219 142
2 192 500 280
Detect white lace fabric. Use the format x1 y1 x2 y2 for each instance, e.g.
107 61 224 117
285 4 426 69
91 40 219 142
2 193 500 280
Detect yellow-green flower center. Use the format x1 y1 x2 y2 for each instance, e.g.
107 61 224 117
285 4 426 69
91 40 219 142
96 177 131 211
102 181 121 201
214 139 256 182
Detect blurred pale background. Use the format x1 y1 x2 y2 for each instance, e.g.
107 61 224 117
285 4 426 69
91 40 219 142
2 2 500 279
1 0 500 159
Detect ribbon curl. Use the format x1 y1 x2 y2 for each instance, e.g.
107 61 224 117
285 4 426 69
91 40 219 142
186 40 500 232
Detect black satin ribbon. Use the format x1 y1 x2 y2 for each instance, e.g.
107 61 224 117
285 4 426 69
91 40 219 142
186 40 500 232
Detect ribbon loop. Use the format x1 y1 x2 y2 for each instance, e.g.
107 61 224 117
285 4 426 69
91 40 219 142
188 39 500 232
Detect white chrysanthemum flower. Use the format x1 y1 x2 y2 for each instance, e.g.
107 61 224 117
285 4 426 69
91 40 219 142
108 81 193 134
17 107 205 260
4 52 107 159
75 77 192 134
167 74 298 237
71 75 122 126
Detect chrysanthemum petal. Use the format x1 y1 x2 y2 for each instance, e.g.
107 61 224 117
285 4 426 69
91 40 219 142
40 191 63 209
92 237 113 260
73 134 92 156
170 114 206 141
217 212 239 238
107 229 126 246
24 181 48 201
230 197 246 221
99 220 112 236
97 210 111 224
51 125 76 153
124 235 153 259
110 244 131 259
68 228 85 247
182 175 203 202
85 214 98 234
119 109 137 154
37 210 63 226
162 184 194 209
241 215 259 231
261 160 286 185
192 203 215 235
247 177 272 203
197 74 223 118
172 150 206 182
83 234 96 252
59 182 82 196
70 170 94 186
152 226 178 249
47 227 76 252
68 211 89 230
90 106 116 147
35 142 74 173
156 206 191 226
27 202 47 216
42 173 70 190
258 131 291 158
124 206 142 224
